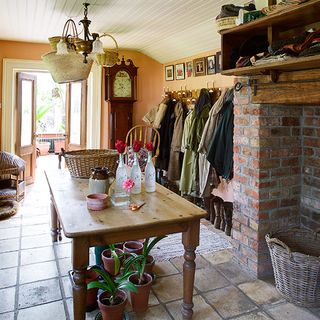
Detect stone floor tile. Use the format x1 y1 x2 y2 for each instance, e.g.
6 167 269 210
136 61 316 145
0 217 21 229
201 249 233 265
58 257 72 276
166 295 222 320
129 305 172 320
19 206 49 217
0 286 16 313
170 255 211 272
153 260 179 277
0 267 17 288
267 302 320 320
55 242 71 259
19 260 58 284
0 312 14 320
204 285 257 318
0 238 19 253
152 274 195 303
21 224 50 237
216 261 254 284
18 278 61 308
20 246 55 265
239 280 283 305
66 298 100 320
21 215 49 226
232 311 273 320
21 234 52 249
0 251 19 269
61 276 72 298
17 300 65 320
195 267 230 292
0 227 20 240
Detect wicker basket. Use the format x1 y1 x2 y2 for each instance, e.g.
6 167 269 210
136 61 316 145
216 17 237 33
266 227 320 307
59 149 118 178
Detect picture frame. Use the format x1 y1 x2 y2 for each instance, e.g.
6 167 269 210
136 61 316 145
165 65 174 81
207 55 216 75
215 51 222 73
186 61 193 77
193 57 206 77
175 63 185 80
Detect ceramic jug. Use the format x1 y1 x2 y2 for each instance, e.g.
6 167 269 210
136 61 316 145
88 167 115 195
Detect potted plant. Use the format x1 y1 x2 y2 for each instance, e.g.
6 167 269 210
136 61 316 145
88 266 137 320
126 236 165 313
101 244 124 276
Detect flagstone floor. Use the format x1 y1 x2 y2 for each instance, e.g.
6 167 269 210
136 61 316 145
0 155 319 320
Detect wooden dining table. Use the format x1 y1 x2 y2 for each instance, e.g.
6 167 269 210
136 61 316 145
45 169 207 320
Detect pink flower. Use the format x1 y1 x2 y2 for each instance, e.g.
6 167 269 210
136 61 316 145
145 141 153 152
115 140 126 154
132 140 142 153
122 178 135 192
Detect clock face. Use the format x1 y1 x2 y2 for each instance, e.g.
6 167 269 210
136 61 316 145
113 71 132 98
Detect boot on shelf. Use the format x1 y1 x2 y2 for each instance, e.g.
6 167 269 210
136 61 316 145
223 202 233 236
203 196 212 221
220 204 226 231
209 196 216 224
213 197 223 229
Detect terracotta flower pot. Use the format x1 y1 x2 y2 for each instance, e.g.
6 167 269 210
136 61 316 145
129 273 153 313
101 248 123 276
123 241 143 255
86 266 100 312
144 255 155 274
98 290 127 320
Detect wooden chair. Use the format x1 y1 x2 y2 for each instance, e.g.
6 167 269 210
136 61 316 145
125 125 160 164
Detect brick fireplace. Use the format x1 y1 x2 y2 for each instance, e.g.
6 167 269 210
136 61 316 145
232 81 320 278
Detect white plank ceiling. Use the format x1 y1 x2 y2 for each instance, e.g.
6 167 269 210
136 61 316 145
0 0 247 63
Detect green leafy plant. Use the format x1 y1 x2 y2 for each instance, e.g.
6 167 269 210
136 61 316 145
87 266 137 305
126 236 166 284
109 244 121 275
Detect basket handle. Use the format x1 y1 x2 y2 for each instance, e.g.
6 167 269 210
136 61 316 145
99 33 118 53
267 237 292 255
58 148 66 169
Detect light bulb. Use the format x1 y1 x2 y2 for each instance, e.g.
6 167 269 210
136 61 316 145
92 38 104 54
56 39 68 55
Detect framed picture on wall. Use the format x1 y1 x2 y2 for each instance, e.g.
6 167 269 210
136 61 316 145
186 61 193 77
207 55 216 75
165 65 174 81
175 63 185 80
215 51 222 73
193 57 206 77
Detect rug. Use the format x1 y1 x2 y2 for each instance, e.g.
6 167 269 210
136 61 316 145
150 224 232 261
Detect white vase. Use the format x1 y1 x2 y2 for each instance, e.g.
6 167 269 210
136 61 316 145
112 153 129 206
130 153 141 194
145 152 156 193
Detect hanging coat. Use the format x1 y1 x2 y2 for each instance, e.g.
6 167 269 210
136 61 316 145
207 89 234 180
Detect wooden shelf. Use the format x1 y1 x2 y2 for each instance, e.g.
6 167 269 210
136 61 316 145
220 0 320 75
221 55 320 76
220 0 320 36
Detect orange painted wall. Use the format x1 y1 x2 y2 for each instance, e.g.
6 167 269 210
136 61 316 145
163 49 234 92
100 49 164 148
0 40 51 148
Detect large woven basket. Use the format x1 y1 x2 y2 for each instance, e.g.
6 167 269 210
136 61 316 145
266 227 320 307
59 149 118 178
216 17 237 33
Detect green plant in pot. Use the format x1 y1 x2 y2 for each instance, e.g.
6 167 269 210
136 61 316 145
126 236 165 313
87 266 137 320
101 244 124 276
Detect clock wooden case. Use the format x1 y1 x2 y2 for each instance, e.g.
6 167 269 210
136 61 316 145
105 57 138 148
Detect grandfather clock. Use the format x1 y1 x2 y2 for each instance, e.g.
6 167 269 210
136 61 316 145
105 57 138 148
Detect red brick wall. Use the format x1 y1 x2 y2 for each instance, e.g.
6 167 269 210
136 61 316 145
232 84 302 278
301 107 320 229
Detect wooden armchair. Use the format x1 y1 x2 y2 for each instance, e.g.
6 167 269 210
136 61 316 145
125 125 160 164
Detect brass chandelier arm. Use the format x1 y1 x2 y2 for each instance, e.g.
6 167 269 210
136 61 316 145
61 19 79 39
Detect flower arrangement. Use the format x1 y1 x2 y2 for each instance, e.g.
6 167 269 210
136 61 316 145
132 140 142 153
115 139 126 154
145 141 153 152
122 178 135 193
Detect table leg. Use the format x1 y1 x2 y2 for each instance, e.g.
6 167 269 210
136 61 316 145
50 195 58 242
181 220 200 319
72 238 89 320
